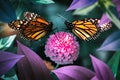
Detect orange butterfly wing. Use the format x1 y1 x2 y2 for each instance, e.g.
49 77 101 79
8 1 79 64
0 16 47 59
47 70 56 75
72 20 100 40
65 19 100 41
8 12 53 40
21 20 50 40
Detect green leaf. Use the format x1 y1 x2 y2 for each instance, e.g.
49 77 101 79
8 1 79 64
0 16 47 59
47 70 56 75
73 2 98 15
116 71 120 80
35 0 54 4
99 0 120 29
5 68 16 77
15 7 25 19
0 35 16 50
10 0 25 19
50 72 59 80
1 74 18 80
108 51 120 77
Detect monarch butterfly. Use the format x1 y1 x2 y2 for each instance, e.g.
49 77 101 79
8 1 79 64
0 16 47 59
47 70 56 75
8 12 53 40
64 19 112 41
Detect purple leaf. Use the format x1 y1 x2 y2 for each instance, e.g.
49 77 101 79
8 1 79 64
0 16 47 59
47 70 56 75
17 41 52 80
66 0 97 11
99 13 111 26
97 31 120 51
52 66 95 80
90 55 115 80
91 76 99 80
0 51 24 76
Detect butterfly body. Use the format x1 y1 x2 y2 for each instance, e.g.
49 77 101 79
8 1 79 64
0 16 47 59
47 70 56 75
8 12 53 40
65 19 111 41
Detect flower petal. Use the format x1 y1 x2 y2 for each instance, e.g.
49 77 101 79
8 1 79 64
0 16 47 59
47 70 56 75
45 32 79 65
66 0 97 11
97 31 120 51
99 0 120 29
17 41 52 80
91 76 99 80
73 2 98 16
112 0 120 17
90 55 115 80
0 51 24 76
99 13 111 26
52 66 95 80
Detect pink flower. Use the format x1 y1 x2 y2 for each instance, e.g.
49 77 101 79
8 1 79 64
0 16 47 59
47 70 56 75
45 32 79 65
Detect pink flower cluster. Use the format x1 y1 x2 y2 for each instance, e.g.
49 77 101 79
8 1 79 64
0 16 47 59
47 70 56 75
45 32 79 64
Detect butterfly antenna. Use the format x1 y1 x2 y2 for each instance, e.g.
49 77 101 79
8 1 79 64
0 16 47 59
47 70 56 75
57 14 67 21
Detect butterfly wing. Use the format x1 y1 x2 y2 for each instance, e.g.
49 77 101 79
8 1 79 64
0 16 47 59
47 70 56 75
8 12 53 40
24 12 37 21
65 19 100 40
24 11 49 25
8 20 32 40
8 20 28 30
20 21 48 40
99 22 112 32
